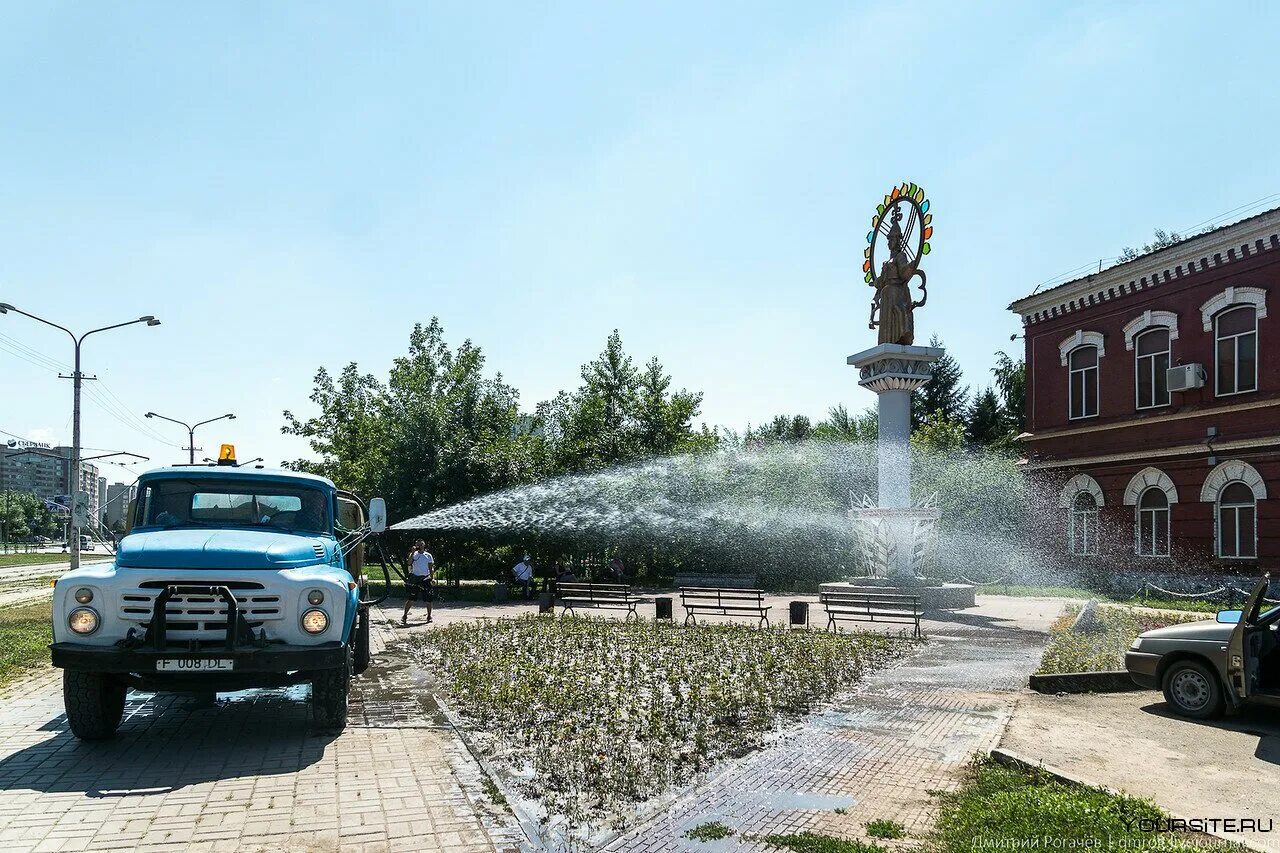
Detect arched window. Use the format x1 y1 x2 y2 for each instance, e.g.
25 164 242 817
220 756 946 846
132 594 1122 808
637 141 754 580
1134 328 1171 410
1068 345 1099 420
1215 306 1258 396
1069 491 1099 556
1136 487 1170 557
1217 482 1257 559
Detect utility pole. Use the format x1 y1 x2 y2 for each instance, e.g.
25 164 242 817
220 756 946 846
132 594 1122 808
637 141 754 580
144 412 235 464
0 303 160 570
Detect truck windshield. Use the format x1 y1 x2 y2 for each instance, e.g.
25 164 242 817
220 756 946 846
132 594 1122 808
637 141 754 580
135 478 330 535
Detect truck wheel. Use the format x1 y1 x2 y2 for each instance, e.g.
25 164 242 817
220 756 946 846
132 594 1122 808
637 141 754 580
1162 659 1225 720
63 670 127 740
312 644 352 733
354 605 372 675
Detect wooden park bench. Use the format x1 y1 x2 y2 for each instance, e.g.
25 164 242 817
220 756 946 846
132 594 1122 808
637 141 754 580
680 587 771 627
819 589 921 638
558 582 638 618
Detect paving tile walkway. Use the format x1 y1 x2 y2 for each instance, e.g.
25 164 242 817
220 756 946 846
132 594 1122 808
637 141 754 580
600 596 1065 851
0 607 523 853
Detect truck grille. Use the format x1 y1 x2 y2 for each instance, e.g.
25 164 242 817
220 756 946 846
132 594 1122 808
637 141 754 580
119 580 284 637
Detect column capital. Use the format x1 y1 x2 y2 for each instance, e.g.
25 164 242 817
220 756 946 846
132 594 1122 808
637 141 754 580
847 343 944 393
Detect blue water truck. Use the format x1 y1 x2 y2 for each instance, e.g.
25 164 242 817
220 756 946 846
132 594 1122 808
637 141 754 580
49 447 391 739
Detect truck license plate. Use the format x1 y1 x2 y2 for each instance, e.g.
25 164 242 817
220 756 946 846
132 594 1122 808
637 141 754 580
155 658 234 672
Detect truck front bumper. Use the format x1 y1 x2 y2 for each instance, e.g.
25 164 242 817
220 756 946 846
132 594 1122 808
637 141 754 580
51 641 347 674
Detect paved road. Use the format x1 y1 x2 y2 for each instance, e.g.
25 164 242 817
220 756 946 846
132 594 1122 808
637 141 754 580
0 607 522 853
1002 690 1280 851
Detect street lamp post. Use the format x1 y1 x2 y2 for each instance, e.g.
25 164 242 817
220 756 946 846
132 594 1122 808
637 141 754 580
0 303 160 570
144 412 236 464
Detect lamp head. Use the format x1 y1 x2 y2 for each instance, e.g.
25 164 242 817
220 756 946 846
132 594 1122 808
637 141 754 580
144 412 155 419
227 414 236 420
144 317 161 326
0 304 10 314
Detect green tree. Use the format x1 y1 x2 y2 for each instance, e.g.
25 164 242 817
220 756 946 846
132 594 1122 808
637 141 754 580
911 413 966 452
965 388 1005 447
912 335 969 428
812 404 878 442
992 352 1026 435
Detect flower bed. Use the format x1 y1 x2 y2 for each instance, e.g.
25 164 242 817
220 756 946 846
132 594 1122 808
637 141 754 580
1037 605 1203 675
412 616 916 827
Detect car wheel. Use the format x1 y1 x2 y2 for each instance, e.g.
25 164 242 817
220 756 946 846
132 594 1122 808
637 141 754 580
1161 659 1225 720
63 670 127 740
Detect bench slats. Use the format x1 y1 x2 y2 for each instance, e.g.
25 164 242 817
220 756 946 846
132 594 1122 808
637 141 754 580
679 586 770 626
558 583 638 619
819 591 921 637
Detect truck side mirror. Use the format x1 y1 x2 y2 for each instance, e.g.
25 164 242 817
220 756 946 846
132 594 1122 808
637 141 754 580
368 498 387 534
1217 609 1243 624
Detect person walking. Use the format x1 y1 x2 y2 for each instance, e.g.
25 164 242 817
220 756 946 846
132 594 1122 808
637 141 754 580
402 539 435 626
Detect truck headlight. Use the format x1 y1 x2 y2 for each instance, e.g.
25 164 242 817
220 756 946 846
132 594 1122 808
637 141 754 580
68 607 100 635
74 588 94 604
301 609 329 634
306 589 324 606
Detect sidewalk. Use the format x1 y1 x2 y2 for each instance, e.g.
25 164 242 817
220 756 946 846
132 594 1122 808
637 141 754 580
0 607 522 853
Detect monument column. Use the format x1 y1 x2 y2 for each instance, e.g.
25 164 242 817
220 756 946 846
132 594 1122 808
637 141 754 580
846 343 943 510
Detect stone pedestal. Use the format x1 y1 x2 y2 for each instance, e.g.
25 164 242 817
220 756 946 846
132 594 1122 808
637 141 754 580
846 343 944 581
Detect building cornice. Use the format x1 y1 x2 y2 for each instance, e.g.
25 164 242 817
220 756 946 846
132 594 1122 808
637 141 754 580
1009 207 1280 325
1020 396 1280 442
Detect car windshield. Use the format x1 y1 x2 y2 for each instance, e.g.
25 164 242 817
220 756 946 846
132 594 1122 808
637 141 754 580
136 478 330 535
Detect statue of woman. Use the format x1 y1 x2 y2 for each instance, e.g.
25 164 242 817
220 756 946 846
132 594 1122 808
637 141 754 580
868 217 926 346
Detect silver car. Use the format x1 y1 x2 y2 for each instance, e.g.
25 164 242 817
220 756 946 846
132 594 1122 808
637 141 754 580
1125 577 1280 719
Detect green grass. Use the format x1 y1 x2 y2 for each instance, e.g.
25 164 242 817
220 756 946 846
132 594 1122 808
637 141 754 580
685 821 735 842
759 833 886 852
0 552 111 568
986 584 1231 615
1037 604 1202 675
414 616 916 826
0 601 52 687
932 758 1230 851
862 819 903 839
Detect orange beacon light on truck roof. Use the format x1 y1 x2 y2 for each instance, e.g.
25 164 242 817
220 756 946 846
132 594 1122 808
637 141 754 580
217 444 237 466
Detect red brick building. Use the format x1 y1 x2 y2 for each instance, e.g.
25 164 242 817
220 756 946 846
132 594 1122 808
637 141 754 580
1009 208 1279 574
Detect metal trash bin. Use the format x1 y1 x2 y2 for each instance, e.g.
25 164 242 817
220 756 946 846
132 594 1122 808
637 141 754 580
493 582 508 603
538 592 555 614
655 596 673 621
789 600 809 628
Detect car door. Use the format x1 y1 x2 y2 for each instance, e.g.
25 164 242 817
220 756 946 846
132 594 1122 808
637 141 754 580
1227 578 1269 703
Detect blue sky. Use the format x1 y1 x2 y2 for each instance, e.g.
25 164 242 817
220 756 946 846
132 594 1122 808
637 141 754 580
2 1 1278 484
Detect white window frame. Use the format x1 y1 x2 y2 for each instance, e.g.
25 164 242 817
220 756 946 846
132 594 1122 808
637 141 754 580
1134 487 1170 558
1068 492 1099 556
1068 345 1099 421
1133 327 1171 411
1216 483 1258 560
1214 306 1258 398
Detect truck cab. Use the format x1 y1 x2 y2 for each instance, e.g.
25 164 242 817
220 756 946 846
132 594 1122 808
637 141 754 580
50 457 387 739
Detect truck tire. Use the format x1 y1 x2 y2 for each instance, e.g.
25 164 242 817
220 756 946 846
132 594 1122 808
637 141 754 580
1162 659 1225 720
312 644 353 733
354 605 372 675
63 670 127 740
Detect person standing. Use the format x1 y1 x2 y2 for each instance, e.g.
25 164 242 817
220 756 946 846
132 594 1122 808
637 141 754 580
402 539 435 626
512 554 534 600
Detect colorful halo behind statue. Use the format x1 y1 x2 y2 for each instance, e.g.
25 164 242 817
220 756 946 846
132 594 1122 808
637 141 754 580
864 181 933 284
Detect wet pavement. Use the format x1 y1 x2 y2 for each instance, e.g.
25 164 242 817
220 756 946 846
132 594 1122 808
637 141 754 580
0 606 522 853
0 593 1065 852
